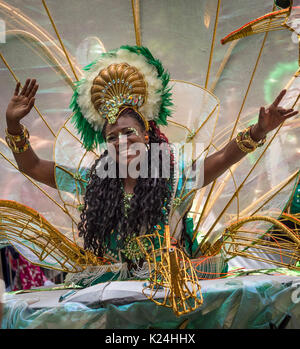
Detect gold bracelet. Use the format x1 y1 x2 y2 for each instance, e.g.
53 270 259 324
15 139 30 153
244 125 266 148
235 125 267 154
236 131 255 153
5 136 30 153
5 125 29 143
5 125 30 153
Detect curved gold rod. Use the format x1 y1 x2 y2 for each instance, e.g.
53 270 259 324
212 66 299 149
195 118 298 256
205 0 221 89
0 1 82 79
0 148 69 217
229 28 270 141
238 170 299 219
0 51 56 137
5 29 75 88
41 0 79 81
209 40 239 92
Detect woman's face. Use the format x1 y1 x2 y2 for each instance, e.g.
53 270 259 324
104 113 149 166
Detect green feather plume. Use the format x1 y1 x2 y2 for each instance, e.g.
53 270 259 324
120 45 173 126
69 62 107 151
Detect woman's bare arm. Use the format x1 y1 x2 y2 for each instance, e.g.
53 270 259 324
5 79 56 189
202 129 259 188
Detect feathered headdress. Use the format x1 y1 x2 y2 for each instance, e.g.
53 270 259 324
70 45 173 150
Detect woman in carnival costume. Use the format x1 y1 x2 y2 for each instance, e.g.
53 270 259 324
4 45 299 285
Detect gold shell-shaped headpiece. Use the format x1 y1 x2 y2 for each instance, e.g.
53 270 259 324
91 63 147 124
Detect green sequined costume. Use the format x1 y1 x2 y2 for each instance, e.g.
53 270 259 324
55 145 228 287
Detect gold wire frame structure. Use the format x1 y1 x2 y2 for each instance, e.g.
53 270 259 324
221 215 300 270
192 0 300 257
0 200 102 273
0 0 299 317
136 226 203 317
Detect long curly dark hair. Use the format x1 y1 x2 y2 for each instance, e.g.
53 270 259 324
78 108 175 258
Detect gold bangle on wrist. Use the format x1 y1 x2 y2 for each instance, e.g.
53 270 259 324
9 138 30 153
244 125 266 148
235 125 267 154
236 132 255 153
5 124 30 153
5 136 30 153
5 124 29 143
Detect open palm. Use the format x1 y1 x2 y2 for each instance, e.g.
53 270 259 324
6 79 39 123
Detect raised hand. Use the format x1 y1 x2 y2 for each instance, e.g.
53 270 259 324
255 89 299 137
6 79 39 124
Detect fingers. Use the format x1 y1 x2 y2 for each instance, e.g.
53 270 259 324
283 110 299 119
277 106 298 118
30 97 35 107
259 106 267 117
27 82 39 100
24 79 36 97
272 89 287 108
26 97 36 112
19 78 37 98
19 78 30 96
276 106 288 114
282 108 294 114
14 81 21 96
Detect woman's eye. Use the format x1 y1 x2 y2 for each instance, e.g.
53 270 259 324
126 128 138 136
107 136 116 142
